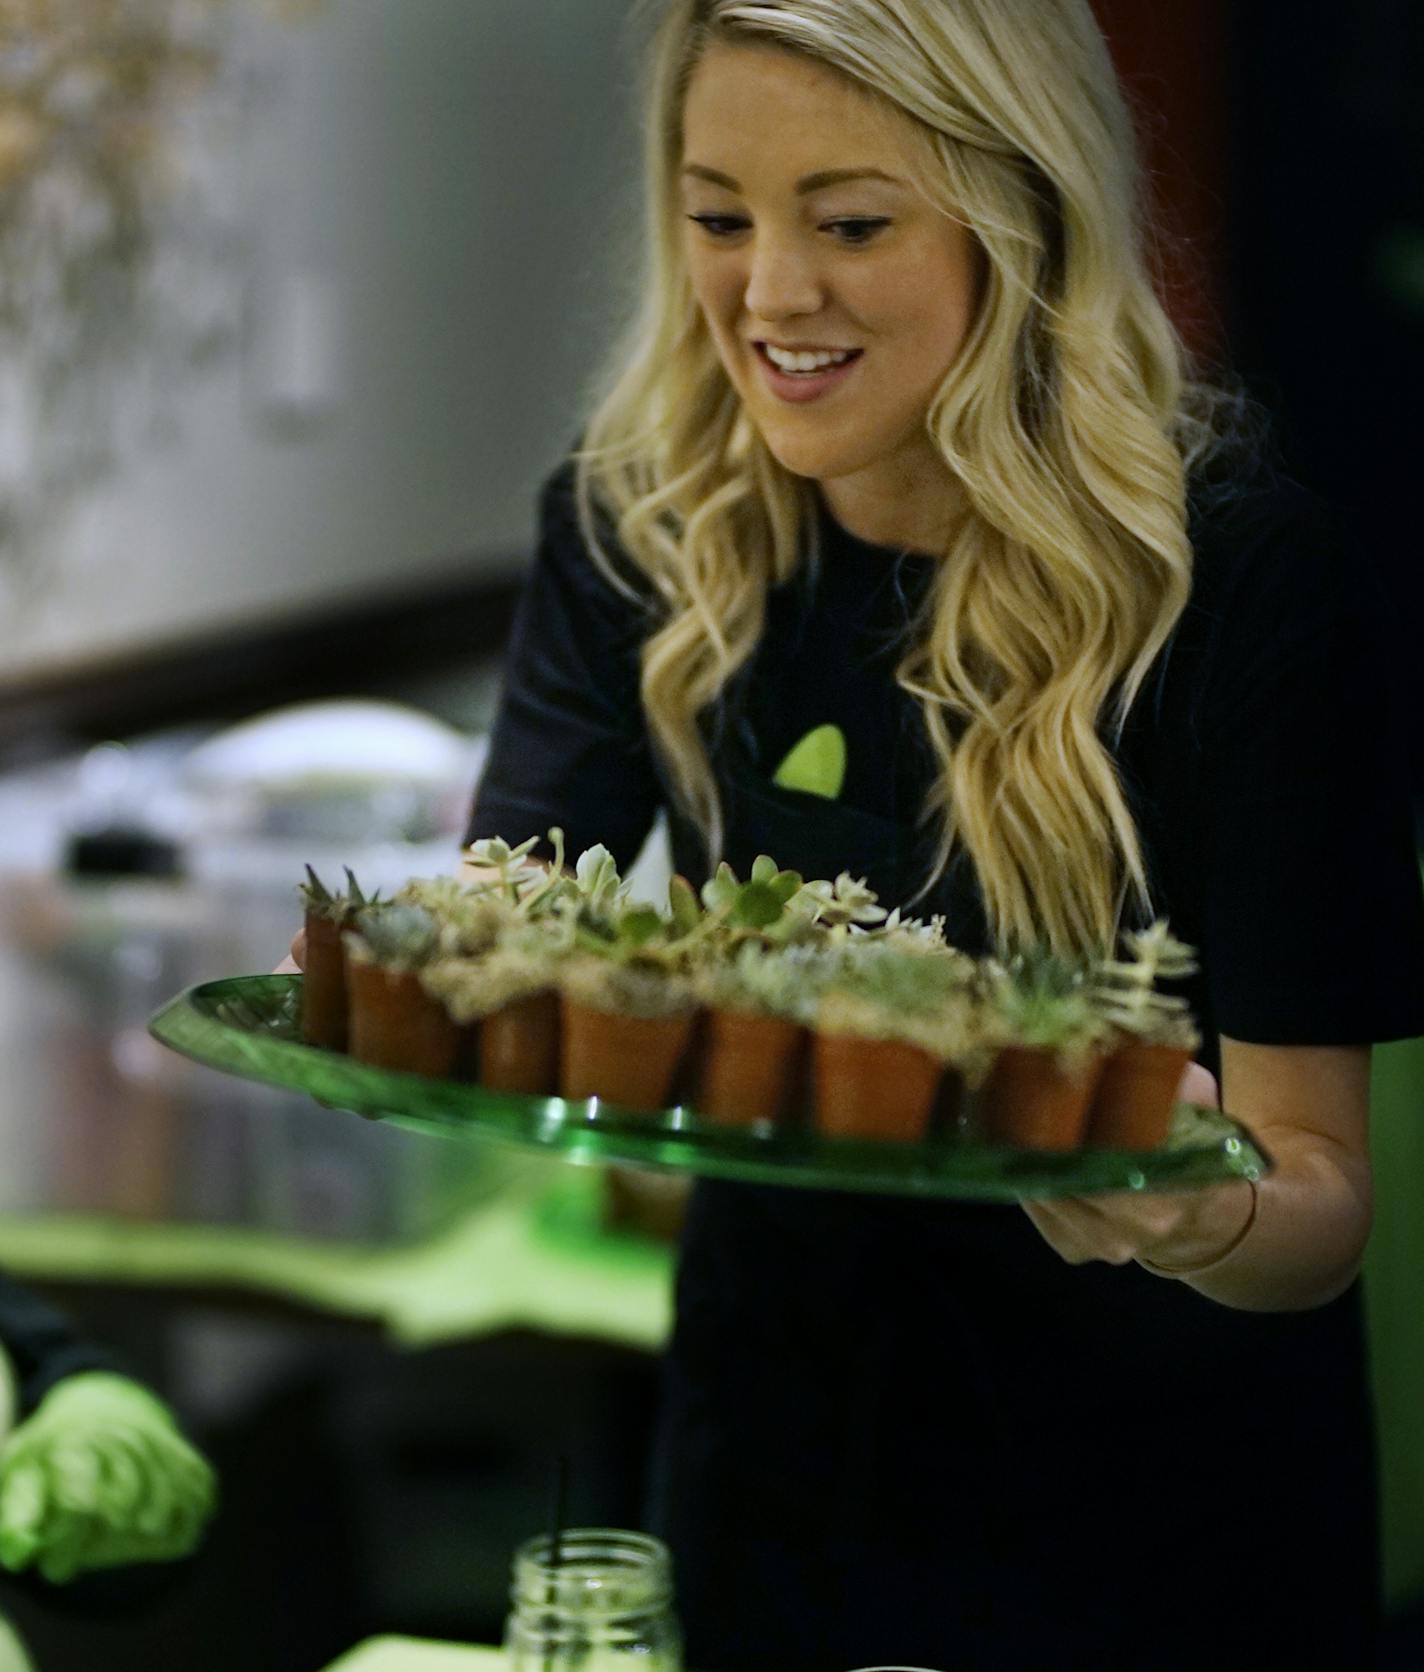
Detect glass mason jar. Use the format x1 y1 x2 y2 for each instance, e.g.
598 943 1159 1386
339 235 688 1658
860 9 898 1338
504 1528 683 1671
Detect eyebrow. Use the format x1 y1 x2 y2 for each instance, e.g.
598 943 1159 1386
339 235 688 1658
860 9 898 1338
680 164 905 194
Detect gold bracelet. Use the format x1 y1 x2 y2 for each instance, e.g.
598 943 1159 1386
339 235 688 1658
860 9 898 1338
1136 1176 1260 1278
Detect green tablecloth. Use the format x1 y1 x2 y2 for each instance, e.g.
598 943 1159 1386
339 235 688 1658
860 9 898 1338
322 1641 501 1672
0 1159 673 1353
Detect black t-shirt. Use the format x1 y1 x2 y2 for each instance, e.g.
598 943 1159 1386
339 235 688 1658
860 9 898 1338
466 449 1424 1671
468 449 1424 1067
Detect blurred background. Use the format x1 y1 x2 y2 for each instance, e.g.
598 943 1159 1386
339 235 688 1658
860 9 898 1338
0 1 1417 1667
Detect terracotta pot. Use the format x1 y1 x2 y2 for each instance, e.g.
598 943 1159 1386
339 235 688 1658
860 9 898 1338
346 962 465 1079
559 997 698 1114
977 1044 1106 1151
1084 1040 1193 1150
695 1008 807 1128
300 910 352 1051
812 1031 943 1143
479 989 561 1095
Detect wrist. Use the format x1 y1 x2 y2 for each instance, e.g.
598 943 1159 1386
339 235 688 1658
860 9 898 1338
1136 1177 1259 1279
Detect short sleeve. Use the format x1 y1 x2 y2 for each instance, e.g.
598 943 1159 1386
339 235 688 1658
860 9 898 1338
1198 488 1424 1043
463 457 664 873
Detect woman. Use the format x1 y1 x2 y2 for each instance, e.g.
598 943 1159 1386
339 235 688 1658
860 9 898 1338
464 2 1424 1666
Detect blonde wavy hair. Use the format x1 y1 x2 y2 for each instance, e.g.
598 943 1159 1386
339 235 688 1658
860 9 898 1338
565 0 1258 959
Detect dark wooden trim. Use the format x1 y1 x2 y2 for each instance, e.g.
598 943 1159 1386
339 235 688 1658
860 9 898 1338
0 565 523 770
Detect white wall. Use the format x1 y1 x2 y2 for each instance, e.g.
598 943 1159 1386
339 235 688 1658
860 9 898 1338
0 0 645 682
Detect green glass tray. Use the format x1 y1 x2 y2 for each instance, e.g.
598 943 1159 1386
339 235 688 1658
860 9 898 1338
148 975 1271 1204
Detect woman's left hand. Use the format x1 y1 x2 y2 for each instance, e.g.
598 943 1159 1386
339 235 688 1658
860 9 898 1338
1020 1060 1254 1272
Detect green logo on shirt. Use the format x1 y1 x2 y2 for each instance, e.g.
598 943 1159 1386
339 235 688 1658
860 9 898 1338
771 724 846 800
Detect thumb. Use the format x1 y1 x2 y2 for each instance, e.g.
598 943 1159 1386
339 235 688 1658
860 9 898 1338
1176 1059 1220 1111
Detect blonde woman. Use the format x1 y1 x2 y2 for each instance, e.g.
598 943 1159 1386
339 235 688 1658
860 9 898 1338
464 2 1424 1667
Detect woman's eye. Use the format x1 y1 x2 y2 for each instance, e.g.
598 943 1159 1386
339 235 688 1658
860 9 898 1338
686 215 889 247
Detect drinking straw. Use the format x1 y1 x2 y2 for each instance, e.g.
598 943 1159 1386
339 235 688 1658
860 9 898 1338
543 1453 570 1672
549 1451 569 1571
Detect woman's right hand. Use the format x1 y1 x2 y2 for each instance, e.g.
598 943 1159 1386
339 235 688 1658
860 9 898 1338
274 929 306 975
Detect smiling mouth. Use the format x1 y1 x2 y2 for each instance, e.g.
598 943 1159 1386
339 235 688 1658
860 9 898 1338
753 342 865 372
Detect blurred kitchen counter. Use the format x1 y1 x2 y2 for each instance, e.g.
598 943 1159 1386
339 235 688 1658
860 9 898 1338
0 863 673 1350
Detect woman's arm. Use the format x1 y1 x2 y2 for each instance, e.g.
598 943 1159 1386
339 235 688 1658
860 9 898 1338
1022 1038 1373 1313
1164 1037 1371 1310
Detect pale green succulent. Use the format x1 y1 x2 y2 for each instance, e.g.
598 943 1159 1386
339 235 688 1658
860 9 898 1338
344 903 442 972
814 938 984 1066
850 906 953 950
463 833 545 904
792 871 890 934
1088 919 1201 1048
573 842 625 913
395 876 511 957
545 844 709 975
983 945 1110 1066
516 827 578 917
700 855 806 936
298 863 380 924
691 937 841 1024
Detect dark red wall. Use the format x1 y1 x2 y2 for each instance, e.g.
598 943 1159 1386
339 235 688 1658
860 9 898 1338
1090 1 1230 361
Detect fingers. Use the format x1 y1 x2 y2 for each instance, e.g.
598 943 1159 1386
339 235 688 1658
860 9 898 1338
0 1460 47 1571
1022 1191 1199 1267
278 927 308 974
1022 1198 1136 1265
1177 1059 1221 1110
35 1508 98 1584
48 1441 102 1514
0 1421 218 1584
94 1434 146 1525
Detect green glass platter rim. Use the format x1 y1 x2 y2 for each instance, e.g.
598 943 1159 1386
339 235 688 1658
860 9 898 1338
147 975 1272 1204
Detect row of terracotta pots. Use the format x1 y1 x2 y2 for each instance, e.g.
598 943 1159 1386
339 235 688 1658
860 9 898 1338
299 922 1189 1149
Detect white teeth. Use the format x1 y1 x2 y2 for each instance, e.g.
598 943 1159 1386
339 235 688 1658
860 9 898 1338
764 344 856 373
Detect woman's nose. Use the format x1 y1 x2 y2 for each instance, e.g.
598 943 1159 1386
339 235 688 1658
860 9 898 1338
741 238 826 320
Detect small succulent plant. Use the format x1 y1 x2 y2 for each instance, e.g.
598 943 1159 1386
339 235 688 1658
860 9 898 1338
691 937 842 1024
299 864 380 923
792 871 890 935
667 874 705 940
982 945 1109 1067
314 842 1208 1086
344 903 442 973
1088 919 1201 1049
464 830 569 910
421 914 573 1025
395 876 511 958
700 855 807 938
815 937 984 1067
568 842 626 917
515 827 578 918
851 905 951 950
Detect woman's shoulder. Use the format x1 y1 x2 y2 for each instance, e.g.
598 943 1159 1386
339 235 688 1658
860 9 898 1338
1188 447 1346 585
1171 449 1405 758
1184 447 1378 641
532 448 665 622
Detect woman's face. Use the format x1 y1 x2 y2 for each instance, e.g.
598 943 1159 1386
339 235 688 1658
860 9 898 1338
680 41 984 549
